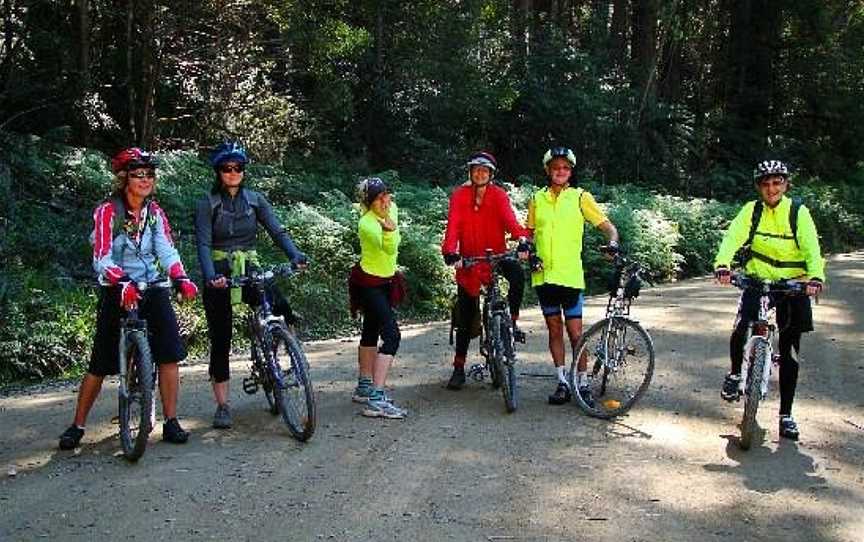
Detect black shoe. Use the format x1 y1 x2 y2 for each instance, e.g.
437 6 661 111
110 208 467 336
59 425 84 450
548 383 572 405
512 325 526 344
577 386 595 408
162 418 189 444
779 416 800 440
721 373 741 402
446 367 466 390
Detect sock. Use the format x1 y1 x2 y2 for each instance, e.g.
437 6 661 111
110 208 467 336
577 371 588 387
357 376 373 388
556 365 568 385
453 354 466 369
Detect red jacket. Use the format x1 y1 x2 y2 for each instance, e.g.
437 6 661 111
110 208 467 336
441 183 528 296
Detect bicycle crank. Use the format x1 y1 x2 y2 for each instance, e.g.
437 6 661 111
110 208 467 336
242 377 259 395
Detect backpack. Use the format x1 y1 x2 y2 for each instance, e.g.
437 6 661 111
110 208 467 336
734 197 803 267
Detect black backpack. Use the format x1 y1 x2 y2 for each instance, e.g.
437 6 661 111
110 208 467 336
734 197 803 267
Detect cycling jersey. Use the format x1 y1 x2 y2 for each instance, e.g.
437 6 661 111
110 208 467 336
441 183 528 296
714 195 825 281
359 202 400 278
92 198 186 285
528 186 608 289
195 188 303 282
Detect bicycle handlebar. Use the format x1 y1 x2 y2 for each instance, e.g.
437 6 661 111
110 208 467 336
460 249 522 269
226 264 297 288
730 272 806 294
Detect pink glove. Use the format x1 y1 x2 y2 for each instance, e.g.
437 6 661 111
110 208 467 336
119 279 141 310
175 278 198 301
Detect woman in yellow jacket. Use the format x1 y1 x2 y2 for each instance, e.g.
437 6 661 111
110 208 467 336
528 147 619 406
714 160 825 440
348 178 407 419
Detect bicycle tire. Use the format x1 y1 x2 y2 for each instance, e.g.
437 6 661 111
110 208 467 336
570 317 654 419
494 314 518 413
740 337 768 450
267 324 316 441
118 330 155 461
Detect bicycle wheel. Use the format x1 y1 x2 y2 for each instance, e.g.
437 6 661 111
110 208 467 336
739 337 768 450
118 331 155 461
570 317 655 419
493 314 518 413
267 324 316 441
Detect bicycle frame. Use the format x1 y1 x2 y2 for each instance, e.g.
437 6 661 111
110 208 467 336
117 282 169 405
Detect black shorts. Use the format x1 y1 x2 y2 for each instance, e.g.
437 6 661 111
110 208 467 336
734 287 814 334
88 286 186 376
535 284 584 320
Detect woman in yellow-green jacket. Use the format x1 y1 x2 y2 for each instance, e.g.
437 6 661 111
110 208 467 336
348 178 407 419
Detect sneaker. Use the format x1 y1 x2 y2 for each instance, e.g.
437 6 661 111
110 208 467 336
352 385 373 403
212 403 232 429
362 398 408 419
779 416 800 440
577 386 595 409
548 382 572 405
59 425 85 450
162 418 190 444
512 324 526 344
446 367 466 390
721 373 741 402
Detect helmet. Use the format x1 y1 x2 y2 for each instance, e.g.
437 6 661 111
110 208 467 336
111 148 157 173
753 160 789 181
466 151 497 174
356 177 389 208
210 141 249 169
543 146 577 168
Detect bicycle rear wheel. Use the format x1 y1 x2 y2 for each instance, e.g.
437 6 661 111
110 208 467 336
570 317 654 419
118 331 154 461
740 337 768 450
267 324 316 441
489 314 517 413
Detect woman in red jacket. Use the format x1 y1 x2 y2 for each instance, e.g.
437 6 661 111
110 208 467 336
441 151 529 390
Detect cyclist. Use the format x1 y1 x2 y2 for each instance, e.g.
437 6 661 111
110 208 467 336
195 141 307 429
58 148 198 450
442 151 530 390
713 159 824 441
528 146 620 406
348 178 407 419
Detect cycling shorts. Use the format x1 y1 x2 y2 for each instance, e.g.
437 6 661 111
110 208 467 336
535 284 584 320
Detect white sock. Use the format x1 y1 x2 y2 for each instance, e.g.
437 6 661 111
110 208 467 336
556 365 568 385
577 372 588 387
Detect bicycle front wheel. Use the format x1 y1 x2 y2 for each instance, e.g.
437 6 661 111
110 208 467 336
118 331 155 461
267 325 316 441
740 337 769 450
490 314 518 413
570 317 654 419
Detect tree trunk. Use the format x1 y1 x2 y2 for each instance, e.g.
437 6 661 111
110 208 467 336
126 0 136 144
608 0 628 67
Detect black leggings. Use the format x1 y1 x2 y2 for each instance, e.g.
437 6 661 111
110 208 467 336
203 284 290 383
454 259 524 356
357 284 401 356
730 320 802 416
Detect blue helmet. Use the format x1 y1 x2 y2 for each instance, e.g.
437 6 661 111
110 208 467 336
210 141 248 170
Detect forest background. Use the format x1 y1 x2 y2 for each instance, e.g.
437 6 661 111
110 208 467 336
1 0 862 383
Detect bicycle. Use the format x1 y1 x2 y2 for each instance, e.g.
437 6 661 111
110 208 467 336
117 281 168 461
462 249 522 413
729 272 806 450
569 252 655 419
228 264 316 441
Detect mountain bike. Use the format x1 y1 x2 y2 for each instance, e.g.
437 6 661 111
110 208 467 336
117 281 168 461
730 272 806 450
569 252 655 419
463 249 522 413
229 264 316 441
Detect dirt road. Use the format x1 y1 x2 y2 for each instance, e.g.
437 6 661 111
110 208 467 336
2 252 862 542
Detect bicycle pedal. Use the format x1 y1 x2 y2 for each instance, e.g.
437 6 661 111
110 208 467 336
241 377 259 395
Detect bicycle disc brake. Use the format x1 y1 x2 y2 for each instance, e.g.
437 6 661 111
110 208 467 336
467 363 487 382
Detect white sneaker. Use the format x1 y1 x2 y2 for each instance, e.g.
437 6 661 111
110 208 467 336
362 398 407 419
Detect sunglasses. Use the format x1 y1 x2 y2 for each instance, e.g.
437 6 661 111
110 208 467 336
128 171 156 179
758 179 786 188
219 165 245 174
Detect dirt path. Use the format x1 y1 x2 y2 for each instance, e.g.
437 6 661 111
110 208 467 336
2 252 862 542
